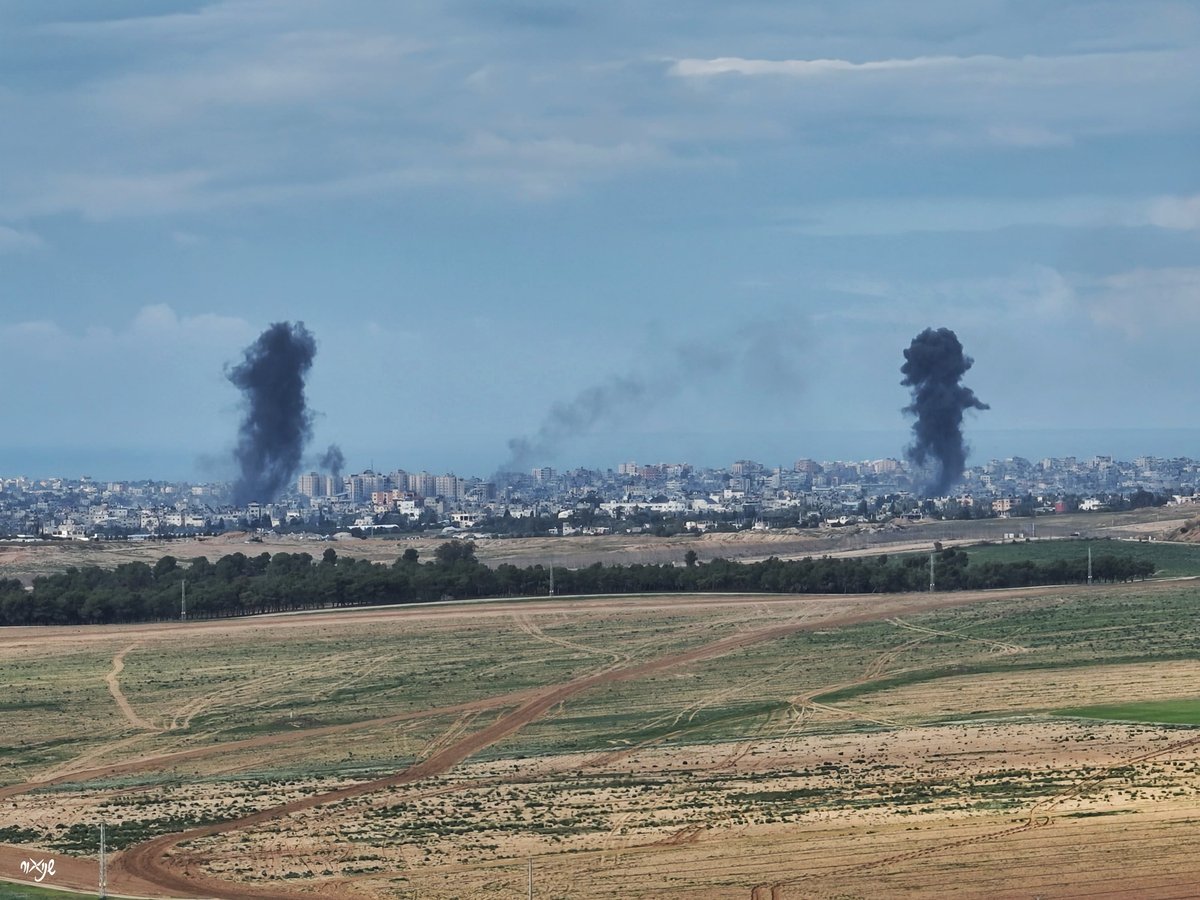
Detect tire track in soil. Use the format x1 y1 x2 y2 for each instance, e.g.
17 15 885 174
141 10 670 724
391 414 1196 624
888 616 1029 654
512 612 627 663
753 730 1200 898
0 692 536 802
169 649 366 731
106 643 162 732
112 590 1018 900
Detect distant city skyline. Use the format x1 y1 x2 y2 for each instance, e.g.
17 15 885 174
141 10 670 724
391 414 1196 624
4 427 1200 484
0 4 1196 480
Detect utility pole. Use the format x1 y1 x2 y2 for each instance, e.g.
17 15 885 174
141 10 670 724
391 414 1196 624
929 551 935 593
1087 546 1093 586
99 820 107 899
548 561 555 597
181 578 187 622
528 857 534 900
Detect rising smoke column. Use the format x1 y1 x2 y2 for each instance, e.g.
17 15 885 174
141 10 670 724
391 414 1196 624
498 320 807 474
503 375 649 474
901 327 989 496
319 443 345 479
228 322 317 505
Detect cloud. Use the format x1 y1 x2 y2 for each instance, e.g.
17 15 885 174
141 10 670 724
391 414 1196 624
90 31 425 123
667 50 1175 85
170 229 205 247
12 170 213 220
0 303 260 453
1083 267 1200 336
825 264 1200 340
984 124 1072 148
820 265 1074 330
669 54 988 78
459 132 667 198
667 48 1198 150
784 192 1200 237
1 4 1196 223
786 195 1147 236
0 304 253 361
129 303 253 342
1145 194 1200 231
0 224 43 252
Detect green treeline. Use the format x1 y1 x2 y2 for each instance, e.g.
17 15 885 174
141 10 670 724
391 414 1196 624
0 543 1157 626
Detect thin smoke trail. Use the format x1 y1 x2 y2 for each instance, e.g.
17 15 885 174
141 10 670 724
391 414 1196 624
498 319 806 474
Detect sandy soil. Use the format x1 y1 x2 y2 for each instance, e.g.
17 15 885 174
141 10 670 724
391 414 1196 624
3 505 1193 584
110 588 1001 899
5 581 1200 898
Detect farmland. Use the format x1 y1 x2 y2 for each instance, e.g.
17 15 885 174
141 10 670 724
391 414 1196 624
2 575 1200 897
955 537 1200 578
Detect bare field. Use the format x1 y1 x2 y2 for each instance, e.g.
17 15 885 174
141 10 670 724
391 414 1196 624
3 579 1200 898
2 505 1193 584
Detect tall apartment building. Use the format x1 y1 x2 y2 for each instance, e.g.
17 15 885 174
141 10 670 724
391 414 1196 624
409 472 438 497
434 474 461 499
358 471 389 494
298 472 335 498
730 460 763 477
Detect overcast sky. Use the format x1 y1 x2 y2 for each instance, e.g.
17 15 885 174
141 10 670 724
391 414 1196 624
1 1 1197 480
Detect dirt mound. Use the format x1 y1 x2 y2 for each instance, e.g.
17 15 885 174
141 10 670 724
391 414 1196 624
1167 517 1200 542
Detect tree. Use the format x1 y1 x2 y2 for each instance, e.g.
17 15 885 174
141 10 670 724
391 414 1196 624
434 541 477 566
153 555 178 580
684 549 698 568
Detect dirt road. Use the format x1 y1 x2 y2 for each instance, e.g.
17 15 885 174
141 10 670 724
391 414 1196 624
108 585 1086 899
4 580 1181 898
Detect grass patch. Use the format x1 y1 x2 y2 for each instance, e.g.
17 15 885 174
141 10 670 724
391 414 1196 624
0 883 93 900
0 826 42 844
1057 698 1200 725
50 812 236 852
813 654 1197 705
961 539 1200 578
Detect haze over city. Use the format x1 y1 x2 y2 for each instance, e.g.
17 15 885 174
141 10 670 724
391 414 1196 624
1 2 1197 481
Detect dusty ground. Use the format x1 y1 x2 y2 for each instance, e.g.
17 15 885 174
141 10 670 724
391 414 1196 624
2 505 1192 584
3 580 1200 898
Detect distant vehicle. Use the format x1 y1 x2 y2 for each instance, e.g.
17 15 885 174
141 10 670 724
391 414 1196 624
1071 531 1081 537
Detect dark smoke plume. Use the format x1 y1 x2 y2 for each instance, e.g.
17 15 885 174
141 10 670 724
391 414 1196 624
503 375 650 474
228 322 317 505
319 443 345 479
499 320 806 474
900 327 989 496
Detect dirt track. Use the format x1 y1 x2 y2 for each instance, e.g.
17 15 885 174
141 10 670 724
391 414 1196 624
105 644 162 732
755 729 1200 898
5 580 1194 898
107 585 1101 899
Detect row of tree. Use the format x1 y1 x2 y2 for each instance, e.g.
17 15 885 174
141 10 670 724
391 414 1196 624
0 543 1157 627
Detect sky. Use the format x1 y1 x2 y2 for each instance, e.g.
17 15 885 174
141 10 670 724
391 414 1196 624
0 1 1197 480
